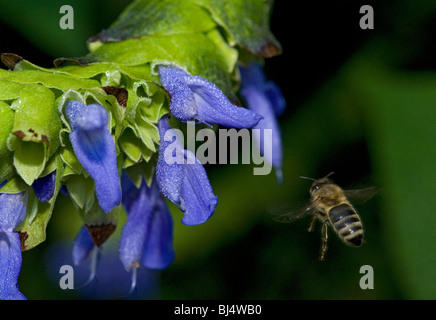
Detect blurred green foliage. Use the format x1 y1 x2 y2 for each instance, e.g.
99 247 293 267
0 0 130 59
2 0 436 299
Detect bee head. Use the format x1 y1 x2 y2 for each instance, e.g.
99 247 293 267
300 172 335 194
310 178 331 193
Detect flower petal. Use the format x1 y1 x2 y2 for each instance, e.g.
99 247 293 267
141 185 175 269
119 184 149 271
239 62 286 180
33 170 56 203
156 116 184 204
120 177 175 270
65 101 121 213
0 192 28 232
0 232 26 300
242 89 283 174
0 192 27 299
187 75 263 128
179 150 218 225
264 81 286 117
158 65 262 128
120 172 140 214
156 116 218 225
72 225 95 266
65 101 107 131
158 66 197 122
239 62 286 116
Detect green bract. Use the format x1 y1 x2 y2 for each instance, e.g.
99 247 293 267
192 0 282 57
0 0 280 250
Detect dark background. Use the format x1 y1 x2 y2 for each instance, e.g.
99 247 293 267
1 0 436 299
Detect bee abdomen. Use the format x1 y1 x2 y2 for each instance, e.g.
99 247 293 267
328 203 364 247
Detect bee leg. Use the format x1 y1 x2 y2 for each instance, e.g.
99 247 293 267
308 213 317 232
319 221 329 261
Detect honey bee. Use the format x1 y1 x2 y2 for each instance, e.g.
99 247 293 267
274 172 377 260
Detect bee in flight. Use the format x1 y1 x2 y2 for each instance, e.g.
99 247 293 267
274 172 377 260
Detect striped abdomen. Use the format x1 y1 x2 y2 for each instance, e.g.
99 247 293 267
328 203 364 247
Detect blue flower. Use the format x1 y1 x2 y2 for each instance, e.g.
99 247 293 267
72 225 96 267
72 225 99 287
239 62 286 182
156 115 218 225
69 173 175 294
158 65 263 128
119 173 175 292
45 239 160 299
65 100 121 213
120 173 175 271
0 192 28 300
32 170 56 203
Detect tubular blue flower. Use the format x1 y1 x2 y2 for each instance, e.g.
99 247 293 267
0 192 28 300
156 116 218 225
65 100 121 213
158 65 263 128
239 62 286 182
32 170 56 203
72 225 96 266
45 240 160 299
72 225 99 287
120 173 175 272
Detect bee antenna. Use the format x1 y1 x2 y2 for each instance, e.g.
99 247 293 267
299 176 316 181
324 172 335 179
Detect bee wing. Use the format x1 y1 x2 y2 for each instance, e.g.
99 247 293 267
272 203 316 223
344 186 379 204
